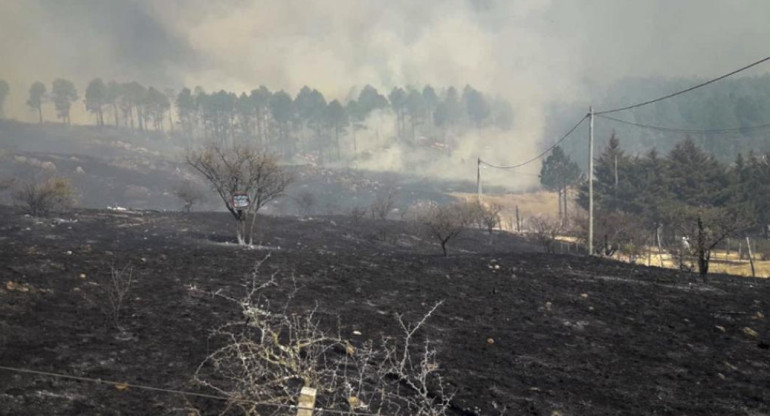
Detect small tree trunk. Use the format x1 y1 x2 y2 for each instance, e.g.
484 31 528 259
697 216 709 276
441 240 448 256
563 186 569 225
38 106 43 124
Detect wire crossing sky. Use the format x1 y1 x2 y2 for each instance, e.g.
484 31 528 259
595 55 770 115
480 115 588 170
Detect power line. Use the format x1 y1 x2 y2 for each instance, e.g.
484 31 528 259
595 55 770 115
0 365 377 416
480 114 588 170
596 114 770 134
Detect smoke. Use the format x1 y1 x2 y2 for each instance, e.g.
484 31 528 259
2 0 769 187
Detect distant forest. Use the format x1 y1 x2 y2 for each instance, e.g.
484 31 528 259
2 74 769 168
548 74 770 167
0 78 514 163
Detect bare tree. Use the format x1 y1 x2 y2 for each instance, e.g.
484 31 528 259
187 143 292 245
529 215 563 254
13 177 77 216
413 201 476 256
174 180 205 213
671 206 753 276
476 203 502 244
370 186 398 220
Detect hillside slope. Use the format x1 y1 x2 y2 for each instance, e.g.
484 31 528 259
0 206 768 415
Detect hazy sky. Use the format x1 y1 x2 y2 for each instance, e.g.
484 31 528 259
1 0 769 184
3 0 769 102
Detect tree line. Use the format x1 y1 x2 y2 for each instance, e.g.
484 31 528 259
541 131 769 274
549 74 770 167
0 77 514 162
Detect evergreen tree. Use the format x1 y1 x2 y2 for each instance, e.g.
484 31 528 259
176 87 197 137
27 82 46 123
0 79 9 118
539 146 582 222
51 78 78 125
85 78 107 126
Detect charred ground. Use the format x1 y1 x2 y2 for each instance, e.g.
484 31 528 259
0 205 768 416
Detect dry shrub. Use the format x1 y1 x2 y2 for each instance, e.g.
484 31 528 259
349 206 367 225
370 187 398 220
82 263 134 337
568 210 647 258
475 203 502 244
174 180 206 213
529 215 563 254
14 177 76 216
193 258 452 416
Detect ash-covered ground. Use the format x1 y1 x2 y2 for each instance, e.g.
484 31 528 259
0 206 768 415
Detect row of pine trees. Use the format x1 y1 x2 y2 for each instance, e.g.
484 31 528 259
0 78 514 162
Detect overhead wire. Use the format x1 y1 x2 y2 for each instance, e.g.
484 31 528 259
595 55 770 115
479 114 588 170
0 365 378 416
596 114 770 134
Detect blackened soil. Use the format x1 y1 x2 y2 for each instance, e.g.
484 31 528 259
0 206 768 415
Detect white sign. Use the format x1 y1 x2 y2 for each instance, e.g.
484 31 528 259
232 193 250 209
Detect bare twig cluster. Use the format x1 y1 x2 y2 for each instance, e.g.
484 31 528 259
82 263 134 335
529 215 563 254
370 187 398 220
474 203 502 244
193 259 452 416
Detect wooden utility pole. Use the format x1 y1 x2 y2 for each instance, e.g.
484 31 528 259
515 205 521 232
476 157 482 205
588 106 595 255
746 236 756 278
296 387 317 416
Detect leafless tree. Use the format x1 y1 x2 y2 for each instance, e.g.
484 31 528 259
370 186 398 220
670 206 753 276
13 177 77 216
530 215 563 254
82 263 134 338
412 201 476 256
476 203 502 244
174 179 205 213
187 143 292 245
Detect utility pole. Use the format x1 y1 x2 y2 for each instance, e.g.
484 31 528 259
477 157 482 204
588 106 595 256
